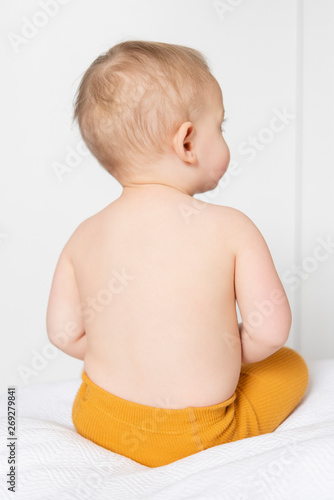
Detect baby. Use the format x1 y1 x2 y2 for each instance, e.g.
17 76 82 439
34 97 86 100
46 40 309 468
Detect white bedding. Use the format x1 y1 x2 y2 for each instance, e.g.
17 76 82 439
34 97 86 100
1 359 334 500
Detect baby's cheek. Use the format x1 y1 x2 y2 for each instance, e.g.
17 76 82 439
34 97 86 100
219 152 230 176
224 144 230 167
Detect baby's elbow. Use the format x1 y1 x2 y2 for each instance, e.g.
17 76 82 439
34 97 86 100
270 303 292 347
245 301 292 348
47 330 63 349
280 317 292 347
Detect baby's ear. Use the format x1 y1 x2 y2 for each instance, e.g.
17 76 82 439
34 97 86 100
172 122 197 164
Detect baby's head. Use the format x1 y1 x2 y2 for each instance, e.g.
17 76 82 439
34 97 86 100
73 40 229 194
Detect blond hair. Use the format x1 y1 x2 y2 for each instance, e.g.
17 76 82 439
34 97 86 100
73 40 216 180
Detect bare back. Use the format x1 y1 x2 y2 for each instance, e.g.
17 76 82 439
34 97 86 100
69 188 241 409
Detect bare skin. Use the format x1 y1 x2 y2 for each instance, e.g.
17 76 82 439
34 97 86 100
70 190 241 408
47 81 291 409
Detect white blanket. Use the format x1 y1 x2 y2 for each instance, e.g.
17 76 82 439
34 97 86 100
1 359 334 500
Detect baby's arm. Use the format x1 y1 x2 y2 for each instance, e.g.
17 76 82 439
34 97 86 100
46 241 87 361
233 210 292 364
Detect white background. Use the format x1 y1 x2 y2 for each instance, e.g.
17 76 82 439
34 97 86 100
1 0 333 395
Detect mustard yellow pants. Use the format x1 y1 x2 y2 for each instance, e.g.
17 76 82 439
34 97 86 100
72 347 309 468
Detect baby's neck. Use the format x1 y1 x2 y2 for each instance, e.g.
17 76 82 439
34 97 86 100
120 182 193 197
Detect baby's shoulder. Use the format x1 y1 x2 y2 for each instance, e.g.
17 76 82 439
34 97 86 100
61 213 98 258
200 202 258 249
202 202 252 229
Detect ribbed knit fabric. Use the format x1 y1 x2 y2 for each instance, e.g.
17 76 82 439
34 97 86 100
72 347 309 468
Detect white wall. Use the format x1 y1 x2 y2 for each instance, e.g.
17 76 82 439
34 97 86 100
299 0 334 358
1 0 333 395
